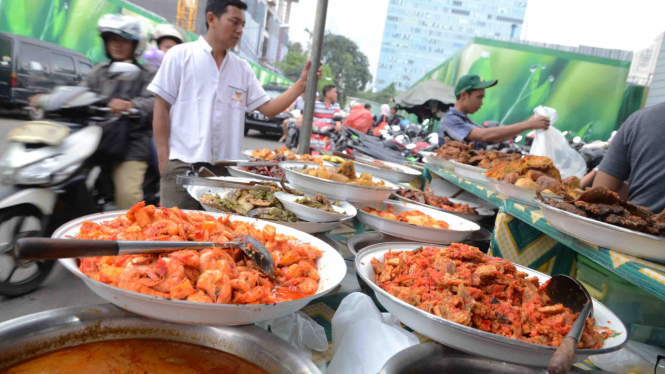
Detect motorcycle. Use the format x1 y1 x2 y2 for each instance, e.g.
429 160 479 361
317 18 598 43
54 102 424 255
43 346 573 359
0 63 140 297
285 113 344 154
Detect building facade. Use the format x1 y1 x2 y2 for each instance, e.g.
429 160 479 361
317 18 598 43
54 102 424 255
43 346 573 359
375 0 528 91
129 0 294 71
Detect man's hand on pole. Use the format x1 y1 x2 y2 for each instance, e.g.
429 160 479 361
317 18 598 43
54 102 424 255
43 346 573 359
296 61 323 92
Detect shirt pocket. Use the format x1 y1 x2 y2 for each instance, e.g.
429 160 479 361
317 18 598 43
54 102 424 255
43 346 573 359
226 85 247 112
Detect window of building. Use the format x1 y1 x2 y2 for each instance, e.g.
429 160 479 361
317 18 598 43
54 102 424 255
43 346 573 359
496 16 523 24
451 9 470 16
487 14 492 19
453 0 462 5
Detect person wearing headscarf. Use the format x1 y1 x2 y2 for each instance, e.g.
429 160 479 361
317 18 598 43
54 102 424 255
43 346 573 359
374 104 390 127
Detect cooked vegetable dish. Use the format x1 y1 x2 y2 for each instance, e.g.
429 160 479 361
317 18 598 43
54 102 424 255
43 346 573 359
538 186 665 237
370 243 611 348
201 185 299 222
4 339 268 374
295 193 345 214
397 188 478 214
77 203 322 304
362 204 450 229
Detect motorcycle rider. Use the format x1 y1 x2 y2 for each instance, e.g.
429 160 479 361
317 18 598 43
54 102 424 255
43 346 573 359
30 14 156 210
438 74 550 148
143 23 188 68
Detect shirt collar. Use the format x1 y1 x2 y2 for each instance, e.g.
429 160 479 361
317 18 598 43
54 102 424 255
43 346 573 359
448 108 469 119
197 36 213 52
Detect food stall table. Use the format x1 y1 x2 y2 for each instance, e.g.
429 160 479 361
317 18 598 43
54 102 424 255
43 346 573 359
427 165 665 303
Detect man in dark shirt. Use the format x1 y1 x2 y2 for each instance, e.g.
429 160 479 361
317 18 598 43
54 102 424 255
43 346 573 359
438 74 550 147
593 103 665 213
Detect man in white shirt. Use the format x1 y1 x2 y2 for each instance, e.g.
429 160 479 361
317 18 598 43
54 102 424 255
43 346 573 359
149 0 320 208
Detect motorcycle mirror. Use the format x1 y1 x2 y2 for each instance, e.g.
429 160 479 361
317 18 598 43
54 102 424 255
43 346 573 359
391 125 401 131
406 143 416 150
107 62 141 81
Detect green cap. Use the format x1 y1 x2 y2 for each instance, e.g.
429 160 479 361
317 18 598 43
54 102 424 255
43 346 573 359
455 74 498 97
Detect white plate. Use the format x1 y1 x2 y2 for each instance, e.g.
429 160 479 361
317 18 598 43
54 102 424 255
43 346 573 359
228 166 282 181
450 160 488 184
390 193 494 222
357 200 480 244
280 161 400 204
54 211 347 326
185 176 347 234
274 192 356 223
488 178 561 206
353 160 421 184
355 242 627 367
535 198 665 263
421 151 455 171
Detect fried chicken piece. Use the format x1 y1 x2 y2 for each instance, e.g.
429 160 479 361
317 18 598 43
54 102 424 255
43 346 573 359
562 176 581 192
338 161 357 180
456 153 471 164
503 172 520 185
573 201 625 216
537 192 588 217
478 159 493 169
576 186 621 205
536 176 562 194
525 170 545 182
656 209 665 224
468 155 486 166
485 156 557 181
605 213 648 232
620 201 654 223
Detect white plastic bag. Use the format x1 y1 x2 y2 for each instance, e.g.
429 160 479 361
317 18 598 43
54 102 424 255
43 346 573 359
326 293 420 374
529 106 587 179
255 311 328 361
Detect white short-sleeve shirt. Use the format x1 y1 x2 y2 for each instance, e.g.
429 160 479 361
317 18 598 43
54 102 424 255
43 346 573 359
148 36 270 164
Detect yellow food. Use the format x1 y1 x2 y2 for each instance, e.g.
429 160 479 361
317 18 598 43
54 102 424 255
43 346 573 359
515 178 540 191
298 161 389 189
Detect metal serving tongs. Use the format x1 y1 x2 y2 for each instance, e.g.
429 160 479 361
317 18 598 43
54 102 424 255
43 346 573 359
15 234 277 278
177 174 303 196
213 159 279 167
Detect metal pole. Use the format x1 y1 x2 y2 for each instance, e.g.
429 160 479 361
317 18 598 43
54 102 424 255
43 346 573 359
297 0 328 155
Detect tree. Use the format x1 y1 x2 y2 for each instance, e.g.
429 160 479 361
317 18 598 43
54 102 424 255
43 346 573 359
320 34 372 105
356 82 399 105
275 42 307 82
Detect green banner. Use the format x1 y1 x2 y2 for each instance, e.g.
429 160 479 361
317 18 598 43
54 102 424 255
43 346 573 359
417 38 633 141
0 0 291 85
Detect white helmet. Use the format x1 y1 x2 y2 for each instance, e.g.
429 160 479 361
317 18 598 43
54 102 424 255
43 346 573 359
98 14 147 60
151 24 187 45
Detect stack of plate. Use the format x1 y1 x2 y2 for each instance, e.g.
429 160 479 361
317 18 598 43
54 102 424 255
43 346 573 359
449 160 488 184
390 193 495 222
421 151 455 171
185 176 351 234
280 161 400 204
356 200 480 244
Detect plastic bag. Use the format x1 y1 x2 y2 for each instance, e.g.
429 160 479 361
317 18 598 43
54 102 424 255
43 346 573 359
589 340 665 374
326 293 420 374
529 106 587 179
255 311 328 361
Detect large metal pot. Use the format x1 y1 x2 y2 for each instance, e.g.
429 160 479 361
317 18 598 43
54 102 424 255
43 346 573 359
379 342 614 374
0 304 321 373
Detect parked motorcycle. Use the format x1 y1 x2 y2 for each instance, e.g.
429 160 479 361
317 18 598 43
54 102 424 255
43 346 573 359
0 63 140 297
285 113 344 154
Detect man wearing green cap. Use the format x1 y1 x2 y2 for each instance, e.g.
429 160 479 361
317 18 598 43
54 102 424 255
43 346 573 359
438 74 550 148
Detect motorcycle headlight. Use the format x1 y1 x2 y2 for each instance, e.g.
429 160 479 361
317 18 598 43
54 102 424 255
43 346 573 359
14 155 70 185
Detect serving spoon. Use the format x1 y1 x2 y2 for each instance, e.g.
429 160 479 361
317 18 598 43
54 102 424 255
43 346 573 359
547 275 593 374
14 235 276 278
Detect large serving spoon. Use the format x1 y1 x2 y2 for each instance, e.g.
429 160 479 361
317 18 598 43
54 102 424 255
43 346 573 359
547 275 593 374
14 234 276 278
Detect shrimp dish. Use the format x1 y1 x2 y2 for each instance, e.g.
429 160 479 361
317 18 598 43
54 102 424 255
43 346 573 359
370 243 610 348
77 202 322 304
362 204 450 229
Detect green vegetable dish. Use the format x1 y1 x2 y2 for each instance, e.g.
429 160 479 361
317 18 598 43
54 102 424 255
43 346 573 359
295 194 346 214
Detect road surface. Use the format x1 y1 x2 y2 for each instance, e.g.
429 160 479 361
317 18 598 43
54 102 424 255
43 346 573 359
0 114 282 322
